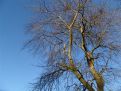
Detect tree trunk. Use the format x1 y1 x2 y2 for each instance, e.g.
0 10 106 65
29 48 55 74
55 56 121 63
87 59 104 91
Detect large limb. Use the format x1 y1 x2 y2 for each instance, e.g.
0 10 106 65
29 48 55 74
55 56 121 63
80 25 104 91
67 12 95 91
60 63 95 91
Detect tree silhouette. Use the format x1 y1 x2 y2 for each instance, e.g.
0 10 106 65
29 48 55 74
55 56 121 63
26 0 121 91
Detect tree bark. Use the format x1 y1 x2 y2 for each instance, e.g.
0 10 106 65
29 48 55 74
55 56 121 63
86 53 104 91
73 69 95 91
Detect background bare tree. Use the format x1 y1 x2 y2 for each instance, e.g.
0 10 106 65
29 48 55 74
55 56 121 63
26 0 121 91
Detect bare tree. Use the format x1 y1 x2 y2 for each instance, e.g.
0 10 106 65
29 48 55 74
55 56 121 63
26 0 121 91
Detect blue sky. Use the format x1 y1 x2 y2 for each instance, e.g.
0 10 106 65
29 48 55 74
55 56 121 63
0 0 121 91
0 0 42 91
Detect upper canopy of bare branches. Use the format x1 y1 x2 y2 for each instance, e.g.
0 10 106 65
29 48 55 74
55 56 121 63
26 0 121 91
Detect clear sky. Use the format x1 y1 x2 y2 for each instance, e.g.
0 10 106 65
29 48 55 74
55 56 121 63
0 0 42 91
0 0 121 91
